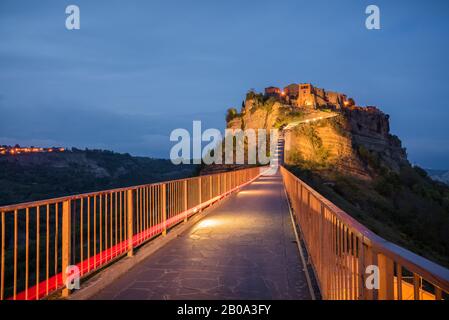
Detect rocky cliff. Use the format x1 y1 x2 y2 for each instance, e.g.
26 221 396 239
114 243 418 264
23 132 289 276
285 117 370 179
228 99 286 132
226 87 409 180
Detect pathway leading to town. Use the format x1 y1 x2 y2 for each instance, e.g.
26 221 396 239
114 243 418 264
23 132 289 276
91 172 312 300
284 111 338 130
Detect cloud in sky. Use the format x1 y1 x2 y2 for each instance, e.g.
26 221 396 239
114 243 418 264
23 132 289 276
0 0 448 167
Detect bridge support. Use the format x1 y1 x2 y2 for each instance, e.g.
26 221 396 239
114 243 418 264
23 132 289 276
162 185 167 236
62 200 71 297
378 253 394 300
209 176 213 200
183 180 188 223
127 190 134 257
198 177 202 211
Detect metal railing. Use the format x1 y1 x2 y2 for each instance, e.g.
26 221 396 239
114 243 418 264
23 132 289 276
281 166 449 300
0 166 263 300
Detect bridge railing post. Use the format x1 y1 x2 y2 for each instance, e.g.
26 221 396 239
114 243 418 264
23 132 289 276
127 189 134 257
357 239 366 299
298 183 303 224
183 180 188 223
378 253 394 300
162 184 167 236
61 200 71 298
363 246 376 300
225 172 228 193
209 176 213 200
198 177 202 210
319 202 325 297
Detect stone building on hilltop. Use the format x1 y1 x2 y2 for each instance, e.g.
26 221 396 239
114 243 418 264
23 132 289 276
264 86 282 97
264 83 349 110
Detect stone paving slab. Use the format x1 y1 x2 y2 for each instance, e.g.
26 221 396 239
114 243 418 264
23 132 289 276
91 173 312 300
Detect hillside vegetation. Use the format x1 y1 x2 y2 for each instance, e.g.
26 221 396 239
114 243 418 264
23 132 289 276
286 118 449 267
286 164 449 267
0 149 199 206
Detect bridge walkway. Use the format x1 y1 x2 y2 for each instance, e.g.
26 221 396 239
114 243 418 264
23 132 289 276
91 172 312 300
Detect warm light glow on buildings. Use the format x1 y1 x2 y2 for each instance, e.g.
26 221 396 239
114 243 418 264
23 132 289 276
0 145 66 156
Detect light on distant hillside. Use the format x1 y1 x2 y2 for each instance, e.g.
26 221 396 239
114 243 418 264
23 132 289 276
0 146 66 156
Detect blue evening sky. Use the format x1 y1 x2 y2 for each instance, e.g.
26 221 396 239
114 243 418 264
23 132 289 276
0 0 448 168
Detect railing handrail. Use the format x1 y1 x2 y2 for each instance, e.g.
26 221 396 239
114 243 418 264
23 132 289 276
281 166 449 297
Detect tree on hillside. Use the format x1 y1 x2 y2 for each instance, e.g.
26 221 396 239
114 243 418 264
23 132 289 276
226 108 239 122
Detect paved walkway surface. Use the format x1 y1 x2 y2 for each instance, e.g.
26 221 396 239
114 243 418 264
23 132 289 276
284 111 338 130
91 173 311 300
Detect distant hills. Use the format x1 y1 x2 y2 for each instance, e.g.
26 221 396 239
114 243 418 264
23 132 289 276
0 148 199 206
427 169 449 185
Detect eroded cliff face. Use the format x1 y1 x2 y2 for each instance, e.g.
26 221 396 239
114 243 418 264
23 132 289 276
286 110 408 179
203 100 288 176
227 100 287 131
285 118 370 179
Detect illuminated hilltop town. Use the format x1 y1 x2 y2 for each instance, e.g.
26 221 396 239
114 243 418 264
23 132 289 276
0 145 65 156
263 83 380 113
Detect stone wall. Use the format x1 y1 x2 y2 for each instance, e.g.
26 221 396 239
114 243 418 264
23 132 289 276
281 83 348 109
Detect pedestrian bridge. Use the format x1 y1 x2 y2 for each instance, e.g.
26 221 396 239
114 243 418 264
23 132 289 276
88 173 312 300
1 141 449 300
